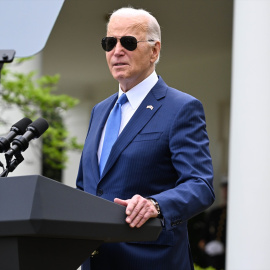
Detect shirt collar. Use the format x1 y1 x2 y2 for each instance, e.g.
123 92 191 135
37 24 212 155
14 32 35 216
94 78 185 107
118 71 158 110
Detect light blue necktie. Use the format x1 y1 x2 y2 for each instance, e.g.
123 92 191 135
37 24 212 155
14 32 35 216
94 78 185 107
99 94 128 176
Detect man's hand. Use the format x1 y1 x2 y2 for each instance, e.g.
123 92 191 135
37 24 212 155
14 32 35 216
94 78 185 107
114 195 158 228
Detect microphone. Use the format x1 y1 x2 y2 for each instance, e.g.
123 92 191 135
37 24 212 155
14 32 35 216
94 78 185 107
5 118 49 159
0 117 32 153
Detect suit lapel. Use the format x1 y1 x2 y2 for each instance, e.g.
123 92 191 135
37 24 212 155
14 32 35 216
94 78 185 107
100 78 167 180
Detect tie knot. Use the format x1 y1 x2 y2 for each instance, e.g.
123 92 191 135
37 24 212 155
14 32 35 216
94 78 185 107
117 94 128 106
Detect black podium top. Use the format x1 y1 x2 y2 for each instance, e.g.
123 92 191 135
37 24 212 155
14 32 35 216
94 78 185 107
0 175 161 242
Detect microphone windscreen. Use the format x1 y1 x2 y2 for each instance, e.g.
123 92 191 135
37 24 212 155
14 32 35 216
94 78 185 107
11 117 32 134
28 118 49 138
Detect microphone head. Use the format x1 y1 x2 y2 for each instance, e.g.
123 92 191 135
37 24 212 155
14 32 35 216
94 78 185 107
11 117 32 134
27 118 49 138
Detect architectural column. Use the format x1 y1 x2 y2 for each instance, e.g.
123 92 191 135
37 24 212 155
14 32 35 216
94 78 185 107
63 100 91 188
227 1 270 269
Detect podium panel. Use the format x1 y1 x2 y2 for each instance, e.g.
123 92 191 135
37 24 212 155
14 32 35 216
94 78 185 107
0 237 102 270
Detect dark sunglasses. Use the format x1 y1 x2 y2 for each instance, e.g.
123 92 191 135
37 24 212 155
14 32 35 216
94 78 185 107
101 36 154 52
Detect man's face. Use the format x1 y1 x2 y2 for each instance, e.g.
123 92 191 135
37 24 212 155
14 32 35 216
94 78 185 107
106 15 160 92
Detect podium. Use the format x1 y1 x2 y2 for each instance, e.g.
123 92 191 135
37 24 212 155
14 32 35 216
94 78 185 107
0 175 162 270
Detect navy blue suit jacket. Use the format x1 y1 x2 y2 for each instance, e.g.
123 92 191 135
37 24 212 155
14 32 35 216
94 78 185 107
76 76 215 270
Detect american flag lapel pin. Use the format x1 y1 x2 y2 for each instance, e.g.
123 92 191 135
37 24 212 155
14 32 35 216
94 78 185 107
146 105 154 110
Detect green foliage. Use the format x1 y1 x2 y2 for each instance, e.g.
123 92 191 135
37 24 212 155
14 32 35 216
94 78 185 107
194 264 216 270
0 57 83 181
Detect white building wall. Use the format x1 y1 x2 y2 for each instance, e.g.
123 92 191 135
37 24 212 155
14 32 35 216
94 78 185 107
62 100 92 188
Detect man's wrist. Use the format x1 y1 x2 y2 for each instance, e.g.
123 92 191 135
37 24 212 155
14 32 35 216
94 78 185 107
148 198 161 218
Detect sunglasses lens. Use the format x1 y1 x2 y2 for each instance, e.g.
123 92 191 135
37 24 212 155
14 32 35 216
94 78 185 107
101 37 117 51
121 36 137 51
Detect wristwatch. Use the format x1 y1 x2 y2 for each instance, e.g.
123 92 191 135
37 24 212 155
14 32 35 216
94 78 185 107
148 198 161 217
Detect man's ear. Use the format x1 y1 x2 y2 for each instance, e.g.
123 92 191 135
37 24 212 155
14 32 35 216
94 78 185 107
150 41 161 64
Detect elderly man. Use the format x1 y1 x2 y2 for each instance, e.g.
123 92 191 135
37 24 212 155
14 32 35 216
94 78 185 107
76 7 215 270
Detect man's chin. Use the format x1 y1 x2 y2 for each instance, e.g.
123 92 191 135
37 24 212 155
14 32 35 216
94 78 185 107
112 73 128 82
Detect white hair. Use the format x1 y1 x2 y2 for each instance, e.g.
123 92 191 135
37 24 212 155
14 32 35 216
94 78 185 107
108 7 161 64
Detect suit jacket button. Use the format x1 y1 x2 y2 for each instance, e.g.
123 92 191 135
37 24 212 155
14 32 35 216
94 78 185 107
97 189 103 196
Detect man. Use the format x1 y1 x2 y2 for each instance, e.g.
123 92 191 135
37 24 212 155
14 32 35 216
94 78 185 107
76 7 215 270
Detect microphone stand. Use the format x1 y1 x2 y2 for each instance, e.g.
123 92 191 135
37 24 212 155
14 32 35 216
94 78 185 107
0 151 24 177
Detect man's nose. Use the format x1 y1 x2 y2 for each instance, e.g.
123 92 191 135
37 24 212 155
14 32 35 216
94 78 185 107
114 40 125 54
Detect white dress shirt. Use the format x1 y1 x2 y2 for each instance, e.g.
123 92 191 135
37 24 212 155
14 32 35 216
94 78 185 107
97 71 158 164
